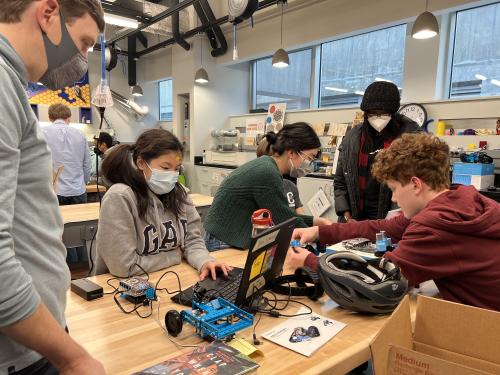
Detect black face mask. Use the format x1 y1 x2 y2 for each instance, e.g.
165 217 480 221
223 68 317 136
94 147 103 156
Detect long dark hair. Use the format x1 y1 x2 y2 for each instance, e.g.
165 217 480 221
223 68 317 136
102 129 187 219
263 122 321 156
361 113 402 153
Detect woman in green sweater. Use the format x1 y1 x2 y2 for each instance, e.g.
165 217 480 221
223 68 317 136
204 122 331 250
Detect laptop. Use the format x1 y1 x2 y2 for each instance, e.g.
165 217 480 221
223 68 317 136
171 217 296 308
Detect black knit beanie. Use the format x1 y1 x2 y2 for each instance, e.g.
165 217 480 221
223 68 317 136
360 81 401 114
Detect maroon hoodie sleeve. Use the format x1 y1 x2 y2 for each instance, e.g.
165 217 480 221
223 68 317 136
318 213 410 245
304 214 411 272
384 221 457 287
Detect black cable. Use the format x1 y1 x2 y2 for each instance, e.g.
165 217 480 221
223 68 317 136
128 263 150 280
104 276 120 295
86 224 98 277
112 291 153 318
154 270 183 298
252 280 313 318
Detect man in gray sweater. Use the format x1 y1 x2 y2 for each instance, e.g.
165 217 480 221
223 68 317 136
0 1 105 374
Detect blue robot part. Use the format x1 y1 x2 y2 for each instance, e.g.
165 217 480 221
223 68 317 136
180 298 254 341
375 231 396 256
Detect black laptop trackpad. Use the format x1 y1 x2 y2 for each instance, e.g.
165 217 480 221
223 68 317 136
171 267 243 307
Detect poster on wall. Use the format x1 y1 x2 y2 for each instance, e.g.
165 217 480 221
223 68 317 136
265 103 287 133
27 73 91 108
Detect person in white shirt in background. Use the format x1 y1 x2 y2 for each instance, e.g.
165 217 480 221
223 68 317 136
43 103 91 265
43 102 91 205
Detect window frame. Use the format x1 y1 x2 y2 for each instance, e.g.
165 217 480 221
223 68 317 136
447 2 500 99
318 23 407 109
158 78 173 122
251 47 315 111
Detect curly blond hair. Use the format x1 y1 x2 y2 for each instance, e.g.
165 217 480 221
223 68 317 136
372 133 450 190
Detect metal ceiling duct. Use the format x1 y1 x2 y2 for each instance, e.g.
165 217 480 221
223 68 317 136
102 0 189 37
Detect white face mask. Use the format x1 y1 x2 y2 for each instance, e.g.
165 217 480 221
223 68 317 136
368 115 391 132
289 152 313 178
144 162 179 195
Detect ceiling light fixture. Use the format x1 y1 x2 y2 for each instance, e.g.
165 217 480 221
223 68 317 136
325 86 348 92
354 91 365 95
195 33 209 84
131 85 144 97
104 13 139 29
272 1 289 68
475 74 487 81
375 77 393 83
491 79 500 87
412 0 439 39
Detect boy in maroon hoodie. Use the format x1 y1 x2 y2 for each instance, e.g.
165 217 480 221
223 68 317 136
290 133 500 311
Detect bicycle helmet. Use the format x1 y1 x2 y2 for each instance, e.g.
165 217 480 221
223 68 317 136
318 252 408 314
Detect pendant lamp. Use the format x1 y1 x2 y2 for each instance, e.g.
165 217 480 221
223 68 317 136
195 33 209 84
272 1 289 68
412 0 439 39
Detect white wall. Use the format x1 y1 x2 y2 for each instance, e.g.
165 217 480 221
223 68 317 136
87 52 161 142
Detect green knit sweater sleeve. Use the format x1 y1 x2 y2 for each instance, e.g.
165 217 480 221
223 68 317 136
254 164 313 228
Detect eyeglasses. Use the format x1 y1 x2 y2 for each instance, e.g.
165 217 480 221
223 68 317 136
298 151 315 167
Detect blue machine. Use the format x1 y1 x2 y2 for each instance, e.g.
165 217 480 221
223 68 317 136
375 231 396 256
180 298 254 341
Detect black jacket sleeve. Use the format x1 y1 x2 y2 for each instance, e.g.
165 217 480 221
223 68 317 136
333 144 351 217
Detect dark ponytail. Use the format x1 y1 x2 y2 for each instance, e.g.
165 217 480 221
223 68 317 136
264 122 321 156
102 129 187 220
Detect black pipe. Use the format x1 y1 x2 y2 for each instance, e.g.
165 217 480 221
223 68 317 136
198 0 227 57
172 0 190 51
128 36 137 86
136 0 279 57
106 0 197 45
193 1 218 51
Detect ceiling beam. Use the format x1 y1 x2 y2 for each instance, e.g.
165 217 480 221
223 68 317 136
106 0 198 45
137 0 279 57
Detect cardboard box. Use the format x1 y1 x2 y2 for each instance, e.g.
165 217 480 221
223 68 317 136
370 295 500 375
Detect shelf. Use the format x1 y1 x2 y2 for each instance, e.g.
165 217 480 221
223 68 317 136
438 135 500 139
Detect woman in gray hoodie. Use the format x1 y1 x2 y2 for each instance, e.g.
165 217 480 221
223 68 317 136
95 129 230 280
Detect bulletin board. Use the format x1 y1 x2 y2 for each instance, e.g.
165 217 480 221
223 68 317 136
27 72 91 108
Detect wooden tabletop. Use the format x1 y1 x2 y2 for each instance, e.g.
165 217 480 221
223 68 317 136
86 184 107 194
188 193 214 207
60 194 214 224
60 202 100 224
66 250 390 375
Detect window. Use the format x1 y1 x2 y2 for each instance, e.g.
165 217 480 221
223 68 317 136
319 25 406 108
449 3 500 98
254 49 312 110
159 79 173 121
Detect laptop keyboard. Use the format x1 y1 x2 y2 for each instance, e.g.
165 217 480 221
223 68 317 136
216 273 243 303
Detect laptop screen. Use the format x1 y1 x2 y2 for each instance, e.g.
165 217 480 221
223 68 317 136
235 217 296 306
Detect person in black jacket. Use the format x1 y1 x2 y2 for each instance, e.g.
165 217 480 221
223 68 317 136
334 81 420 222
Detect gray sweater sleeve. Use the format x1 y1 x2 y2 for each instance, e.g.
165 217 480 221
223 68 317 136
181 196 215 271
0 101 40 324
96 190 184 277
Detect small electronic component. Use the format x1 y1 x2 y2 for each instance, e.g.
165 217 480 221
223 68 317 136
375 231 397 256
290 240 326 256
119 276 155 302
342 238 376 253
